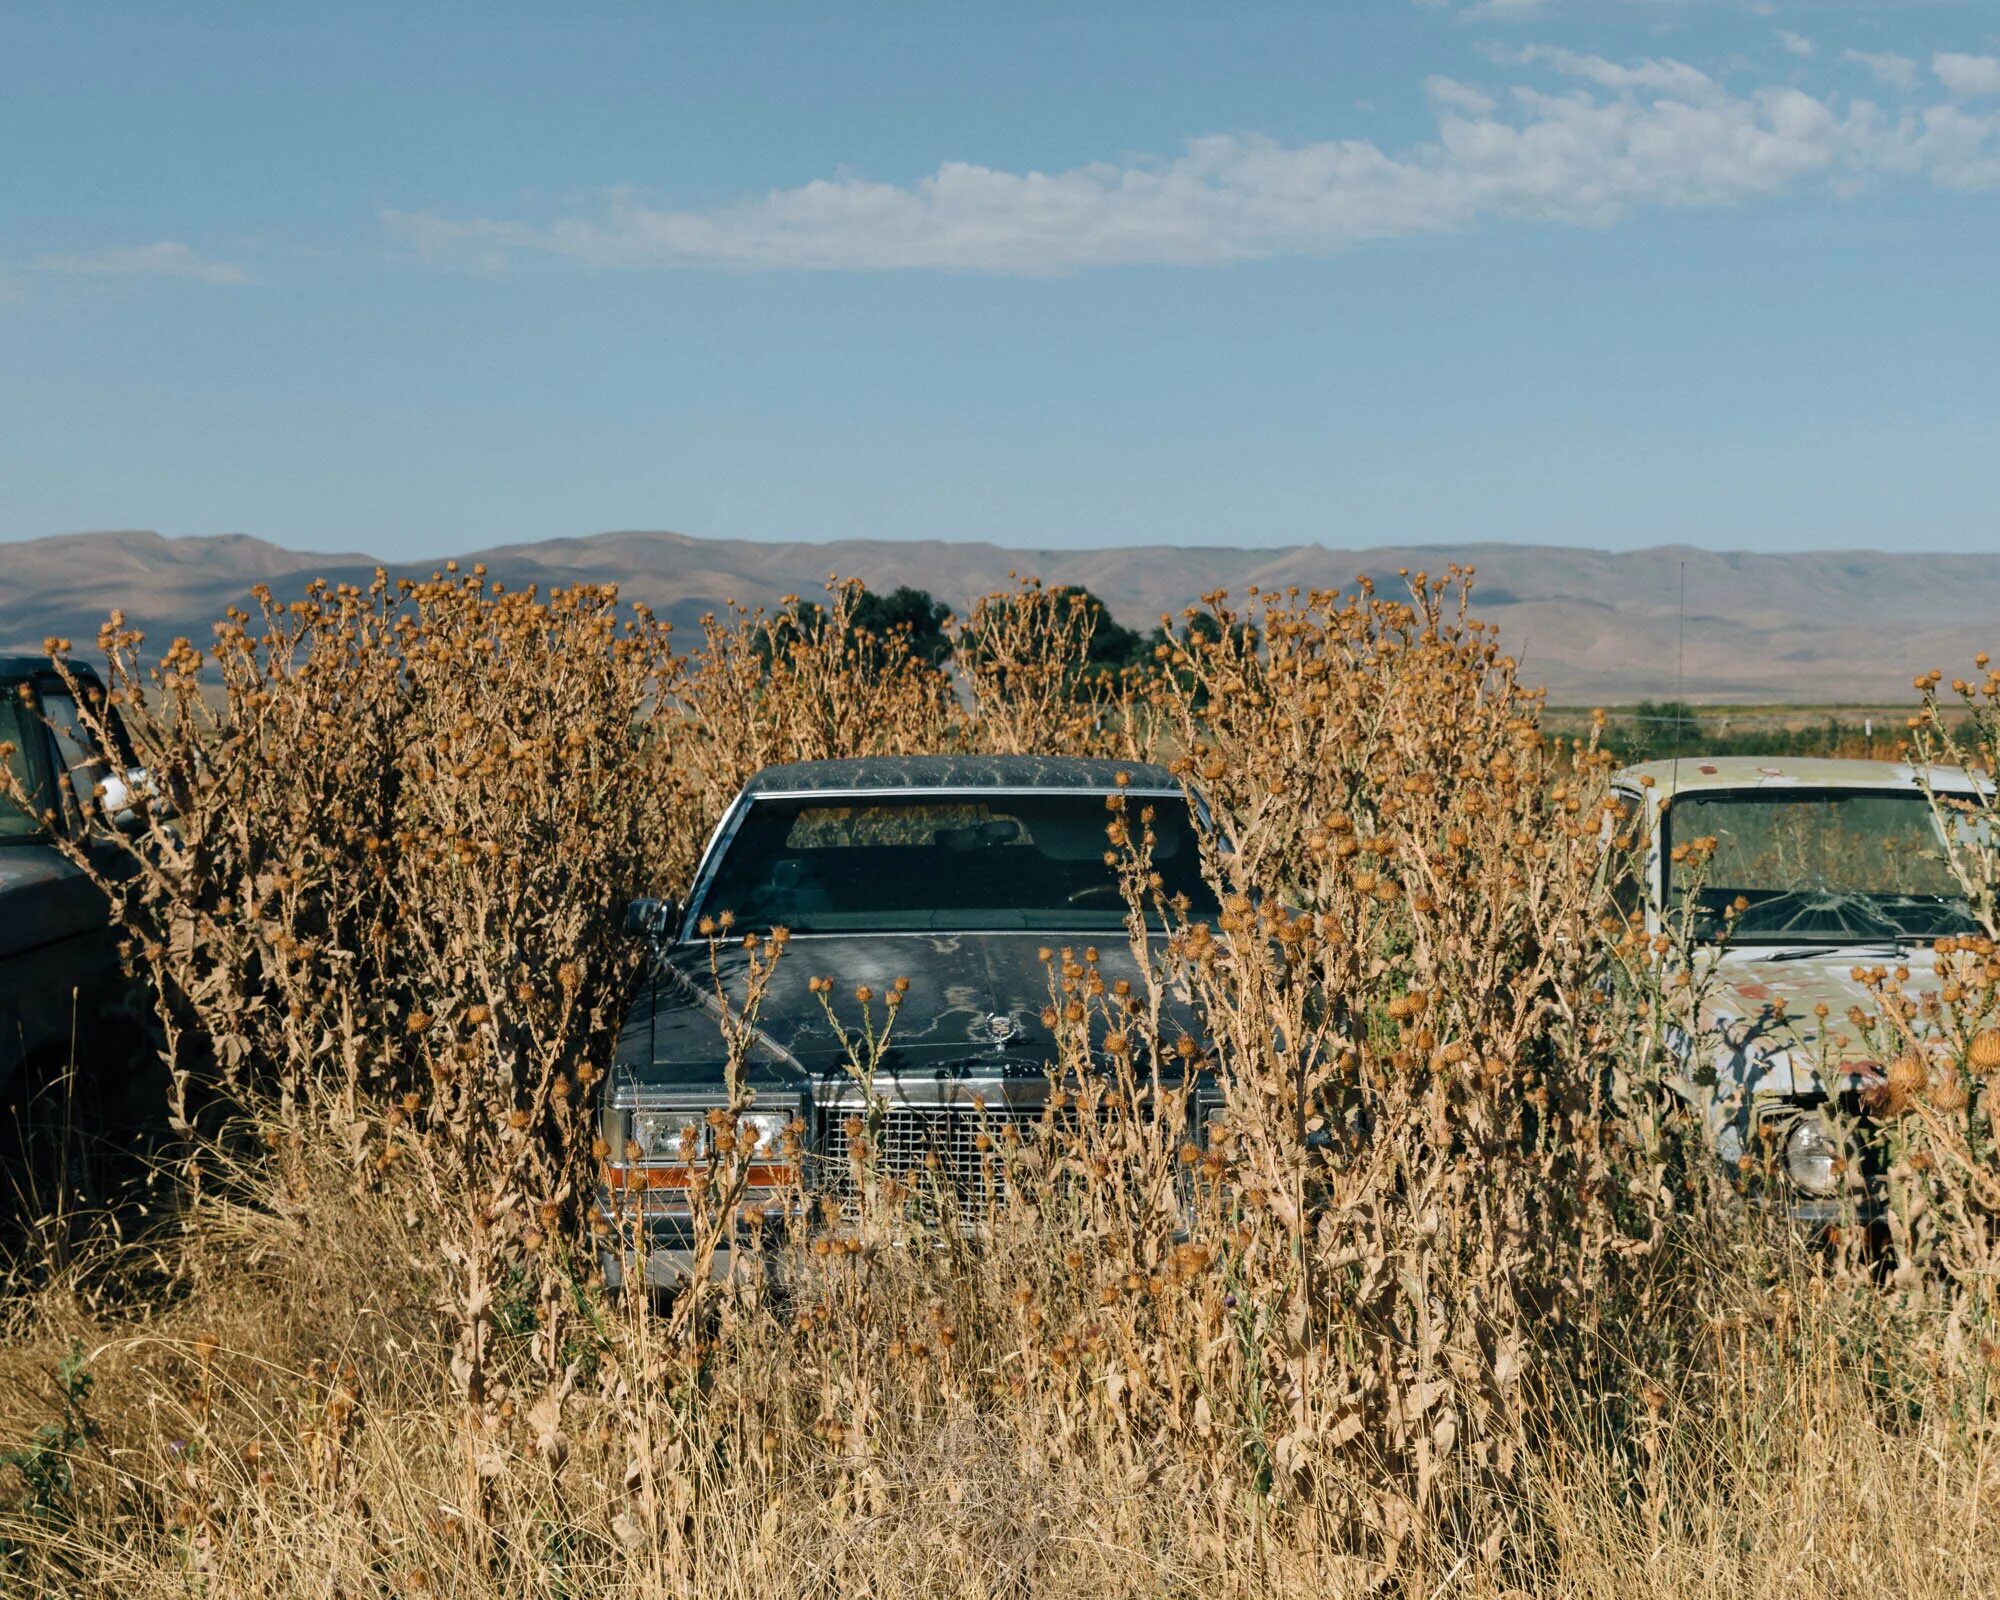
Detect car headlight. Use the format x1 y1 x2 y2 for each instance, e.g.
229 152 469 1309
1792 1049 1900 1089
1783 1113 1842 1196
630 1109 700 1162
735 1110 791 1159
606 1105 797 1190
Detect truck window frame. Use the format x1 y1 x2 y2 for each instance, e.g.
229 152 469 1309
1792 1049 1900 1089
0 680 63 842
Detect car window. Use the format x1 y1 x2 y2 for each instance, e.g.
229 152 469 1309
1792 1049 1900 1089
0 688 53 840
1666 787 1980 942
700 792 1221 934
1608 789 1647 920
38 687 108 824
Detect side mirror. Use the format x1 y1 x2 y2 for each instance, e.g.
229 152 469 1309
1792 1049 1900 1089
623 898 678 941
97 768 154 833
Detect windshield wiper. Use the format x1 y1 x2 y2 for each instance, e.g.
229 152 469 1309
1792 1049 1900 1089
1748 936 1925 960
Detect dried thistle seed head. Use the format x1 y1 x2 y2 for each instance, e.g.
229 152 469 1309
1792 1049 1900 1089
1928 1074 1971 1113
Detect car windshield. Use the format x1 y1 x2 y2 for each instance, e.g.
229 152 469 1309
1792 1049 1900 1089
1667 787 1983 943
697 791 1221 933
0 688 49 841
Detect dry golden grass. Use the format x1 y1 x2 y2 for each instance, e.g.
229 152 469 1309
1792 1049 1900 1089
8 1172 1998 1598
2 567 1999 1597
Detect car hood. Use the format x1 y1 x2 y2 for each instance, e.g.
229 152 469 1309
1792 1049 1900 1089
0 844 102 962
610 931 1201 1102
1695 943 1935 1101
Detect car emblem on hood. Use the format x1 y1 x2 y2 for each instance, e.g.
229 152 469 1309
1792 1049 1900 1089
978 1013 1022 1046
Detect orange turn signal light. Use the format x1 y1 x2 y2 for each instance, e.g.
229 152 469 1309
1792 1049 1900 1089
604 1163 797 1191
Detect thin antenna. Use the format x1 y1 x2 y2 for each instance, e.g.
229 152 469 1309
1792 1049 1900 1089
1672 559 1686 792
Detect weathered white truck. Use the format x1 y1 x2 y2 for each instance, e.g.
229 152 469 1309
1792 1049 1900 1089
1610 755 1989 1220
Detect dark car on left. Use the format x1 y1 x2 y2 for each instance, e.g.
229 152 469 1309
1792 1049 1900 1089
0 657 132 1092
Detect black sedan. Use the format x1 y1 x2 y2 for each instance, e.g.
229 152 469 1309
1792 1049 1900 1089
601 755 1220 1284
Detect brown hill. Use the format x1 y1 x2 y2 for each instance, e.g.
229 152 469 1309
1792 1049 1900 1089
1 529 1986 705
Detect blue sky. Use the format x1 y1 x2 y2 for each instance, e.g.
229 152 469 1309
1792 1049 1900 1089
3 0 1997 556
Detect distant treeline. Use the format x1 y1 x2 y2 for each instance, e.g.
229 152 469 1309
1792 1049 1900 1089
765 583 1197 676
1596 700 1904 763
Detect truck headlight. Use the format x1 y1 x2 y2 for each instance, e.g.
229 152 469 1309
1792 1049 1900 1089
1783 1114 1841 1196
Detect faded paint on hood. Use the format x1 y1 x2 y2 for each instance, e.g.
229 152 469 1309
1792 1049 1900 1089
1699 943 1929 1100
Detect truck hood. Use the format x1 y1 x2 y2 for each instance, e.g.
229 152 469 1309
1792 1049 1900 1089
611 931 1201 1102
1697 942 1930 1100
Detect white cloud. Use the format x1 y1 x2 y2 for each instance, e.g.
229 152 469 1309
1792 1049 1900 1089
1779 31 1814 59
1845 49 1918 93
1935 53 2000 99
1508 45 1720 100
32 241 249 284
1426 75 1499 115
386 53 2000 276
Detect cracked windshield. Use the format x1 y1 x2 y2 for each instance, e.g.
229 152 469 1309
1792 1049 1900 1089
701 793 1219 933
1669 788 1982 943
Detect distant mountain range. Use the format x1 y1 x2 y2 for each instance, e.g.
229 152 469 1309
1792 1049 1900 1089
0 528 1987 705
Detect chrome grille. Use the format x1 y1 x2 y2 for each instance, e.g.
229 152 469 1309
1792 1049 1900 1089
813 1103 1034 1209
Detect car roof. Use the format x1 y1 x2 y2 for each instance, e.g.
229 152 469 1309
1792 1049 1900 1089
741 755 1181 796
0 656 102 685
1613 754 1988 799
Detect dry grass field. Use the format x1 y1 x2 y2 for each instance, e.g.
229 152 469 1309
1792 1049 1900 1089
5 569 2000 1598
